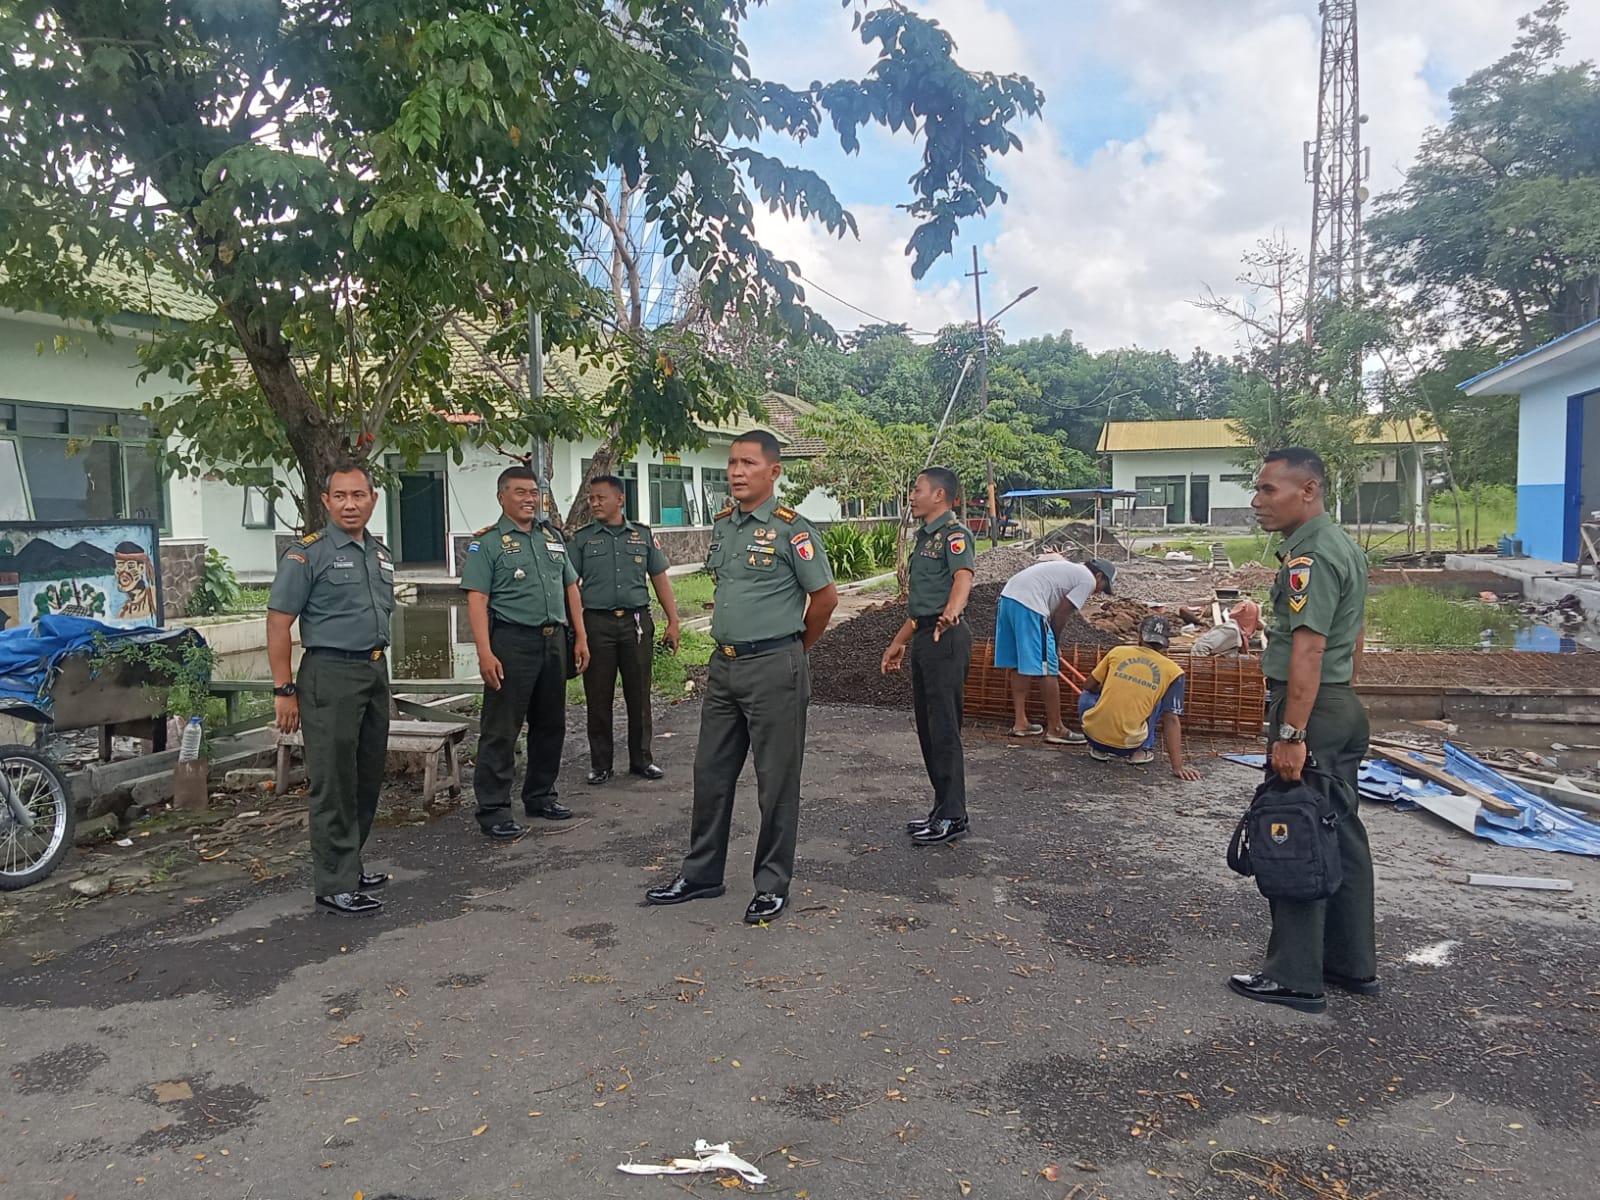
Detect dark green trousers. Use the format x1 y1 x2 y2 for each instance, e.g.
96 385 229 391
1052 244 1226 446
1262 682 1377 994
911 619 971 822
297 651 390 896
583 608 656 773
682 640 810 895
474 621 567 828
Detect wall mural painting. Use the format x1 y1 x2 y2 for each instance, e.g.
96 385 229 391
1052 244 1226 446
0 522 164 632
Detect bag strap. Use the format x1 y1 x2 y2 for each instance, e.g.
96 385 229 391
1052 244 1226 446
1226 811 1253 877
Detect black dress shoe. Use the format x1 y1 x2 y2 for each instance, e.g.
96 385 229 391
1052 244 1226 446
483 821 526 840
630 763 666 781
359 872 390 890
586 769 612 785
527 801 573 821
316 892 383 916
1324 970 1381 995
645 875 727 906
905 812 936 833
744 892 788 924
1227 972 1326 1013
911 818 969 846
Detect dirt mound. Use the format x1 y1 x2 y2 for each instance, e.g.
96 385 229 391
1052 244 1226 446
972 542 1039 585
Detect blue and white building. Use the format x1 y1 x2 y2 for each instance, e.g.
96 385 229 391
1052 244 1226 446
1460 320 1600 564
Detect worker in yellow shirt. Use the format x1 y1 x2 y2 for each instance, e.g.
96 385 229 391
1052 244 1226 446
1077 615 1201 781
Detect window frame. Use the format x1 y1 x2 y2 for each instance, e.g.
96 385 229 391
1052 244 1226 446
0 399 169 532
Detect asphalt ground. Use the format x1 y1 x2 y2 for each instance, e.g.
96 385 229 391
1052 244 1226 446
2 700 1598 1200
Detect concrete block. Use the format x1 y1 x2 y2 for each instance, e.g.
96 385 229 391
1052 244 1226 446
224 768 276 788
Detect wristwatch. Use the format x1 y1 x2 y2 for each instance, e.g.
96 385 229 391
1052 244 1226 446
273 683 298 698
1277 722 1307 744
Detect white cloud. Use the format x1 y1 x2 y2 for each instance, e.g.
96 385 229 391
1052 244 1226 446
741 0 1600 354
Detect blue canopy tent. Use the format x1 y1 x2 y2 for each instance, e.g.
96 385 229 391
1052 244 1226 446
999 488 1137 556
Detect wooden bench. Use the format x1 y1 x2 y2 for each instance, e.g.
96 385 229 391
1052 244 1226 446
274 720 470 805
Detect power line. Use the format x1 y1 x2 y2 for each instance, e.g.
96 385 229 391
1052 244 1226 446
790 269 940 338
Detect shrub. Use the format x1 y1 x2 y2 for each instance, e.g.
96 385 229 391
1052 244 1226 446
187 547 241 616
822 525 874 581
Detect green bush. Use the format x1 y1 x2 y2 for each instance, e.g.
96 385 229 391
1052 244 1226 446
822 525 874 581
187 546 241 616
863 522 900 571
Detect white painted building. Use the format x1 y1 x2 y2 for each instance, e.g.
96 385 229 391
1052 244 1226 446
2 291 840 582
1096 418 1443 528
1459 319 1600 564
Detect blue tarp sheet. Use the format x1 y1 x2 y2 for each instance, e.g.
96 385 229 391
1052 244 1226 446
0 615 194 724
1225 747 1600 857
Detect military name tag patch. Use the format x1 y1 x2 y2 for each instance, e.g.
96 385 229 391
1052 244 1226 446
1270 822 1289 844
546 543 566 554
332 558 355 569
792 531 814 560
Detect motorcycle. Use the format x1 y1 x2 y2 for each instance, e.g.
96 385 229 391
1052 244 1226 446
0 745 75 890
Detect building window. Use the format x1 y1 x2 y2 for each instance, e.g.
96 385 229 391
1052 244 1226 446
241 471 278 529
649 463 697 527
0 439 28 521
580 458 640 521
0 400 167 529
1134 474 1187 524
701 468 729 517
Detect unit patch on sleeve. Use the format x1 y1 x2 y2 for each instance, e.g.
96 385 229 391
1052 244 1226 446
791 530 815 560
1286 556 1313 612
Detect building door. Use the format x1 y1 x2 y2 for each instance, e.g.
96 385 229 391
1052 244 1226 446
395 470 446 564
1189 476 1210 525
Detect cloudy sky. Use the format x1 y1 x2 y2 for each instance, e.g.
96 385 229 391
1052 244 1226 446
735 0 1600 356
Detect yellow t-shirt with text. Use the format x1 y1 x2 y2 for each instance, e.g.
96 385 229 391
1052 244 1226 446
1082 646 1184 749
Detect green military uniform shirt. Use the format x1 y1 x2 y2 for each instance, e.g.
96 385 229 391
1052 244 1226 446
268 526 394 650
705 495 833 644
1262 511 1366 684
908 510 976 617
573 518 669 610
460 514 578 626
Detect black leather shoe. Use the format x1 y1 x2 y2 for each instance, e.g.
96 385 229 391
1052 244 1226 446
1324 970 1380 996
316 892 383 916
630 763 666 780
586 769 612 786
744 892 787 924
358 872 390 890
1227 973 1326 1013
911 818 969 846
527 801 573 821
906 812 936 833
645 876 726 906
483 821 526 840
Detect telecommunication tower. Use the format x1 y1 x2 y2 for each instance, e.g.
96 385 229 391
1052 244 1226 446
1303 0 1370 328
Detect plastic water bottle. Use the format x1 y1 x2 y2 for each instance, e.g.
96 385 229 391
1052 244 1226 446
178 716 203 763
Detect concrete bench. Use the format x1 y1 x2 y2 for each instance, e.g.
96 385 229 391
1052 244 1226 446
274 720 470 805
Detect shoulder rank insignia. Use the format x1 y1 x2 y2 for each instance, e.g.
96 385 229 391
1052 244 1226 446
714 505 734 521
298 530 323 545
473 523 496 538
773 505 798 524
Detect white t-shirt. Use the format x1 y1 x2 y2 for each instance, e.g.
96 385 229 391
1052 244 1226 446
1001 561 1097 617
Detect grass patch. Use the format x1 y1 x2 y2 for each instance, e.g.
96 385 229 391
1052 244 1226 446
565 627 716 706
658 571 715 621
147 848 187 882
1430 483 1516 548
1366 585 1516 649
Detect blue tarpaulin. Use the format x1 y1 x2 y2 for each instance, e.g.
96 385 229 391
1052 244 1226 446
0 614 194 724
1226 747 1600 857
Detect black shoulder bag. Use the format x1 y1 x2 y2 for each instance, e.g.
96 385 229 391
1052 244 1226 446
1226 766 1344 902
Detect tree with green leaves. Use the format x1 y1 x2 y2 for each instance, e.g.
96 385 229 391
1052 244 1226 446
1368 0 1600 351
0 0 1042 529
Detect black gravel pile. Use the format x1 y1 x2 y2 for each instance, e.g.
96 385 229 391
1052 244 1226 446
809 583 1120 710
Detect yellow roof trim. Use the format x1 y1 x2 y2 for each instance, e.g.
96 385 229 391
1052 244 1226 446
1097 417 1445 453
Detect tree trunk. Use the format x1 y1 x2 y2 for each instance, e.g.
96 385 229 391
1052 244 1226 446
564 436 620 530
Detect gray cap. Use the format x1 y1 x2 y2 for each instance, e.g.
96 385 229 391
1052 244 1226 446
1139 614 1171 648
1086 557 1117 594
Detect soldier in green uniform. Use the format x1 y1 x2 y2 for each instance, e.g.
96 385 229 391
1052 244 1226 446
573 474 681 785
879 466 977 845
461 466 590 839
267 463 396 916
646 430 837 924
1230 447 1375 1014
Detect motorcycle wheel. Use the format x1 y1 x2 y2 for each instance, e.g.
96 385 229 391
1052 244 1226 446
0 745 76 891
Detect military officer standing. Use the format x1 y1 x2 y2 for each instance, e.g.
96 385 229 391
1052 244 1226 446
573 474 681 785
267 463 395 916
879 466 976 845
646 431 837 924
1230 447 1375 1014
462 465 590 839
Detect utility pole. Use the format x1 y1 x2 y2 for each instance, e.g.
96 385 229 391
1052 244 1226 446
1304 0 1369 340
967 247 998 547
529 306 547 520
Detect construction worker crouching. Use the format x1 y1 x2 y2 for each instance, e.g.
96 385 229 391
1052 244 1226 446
1076 614 1201 781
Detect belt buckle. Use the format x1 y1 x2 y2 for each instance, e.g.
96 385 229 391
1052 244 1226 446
369 649 383 661
722 644 736 658
614 608 626 617
543 626 555 637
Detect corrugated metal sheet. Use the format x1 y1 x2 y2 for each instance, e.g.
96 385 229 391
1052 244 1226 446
1097 417 1445 453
